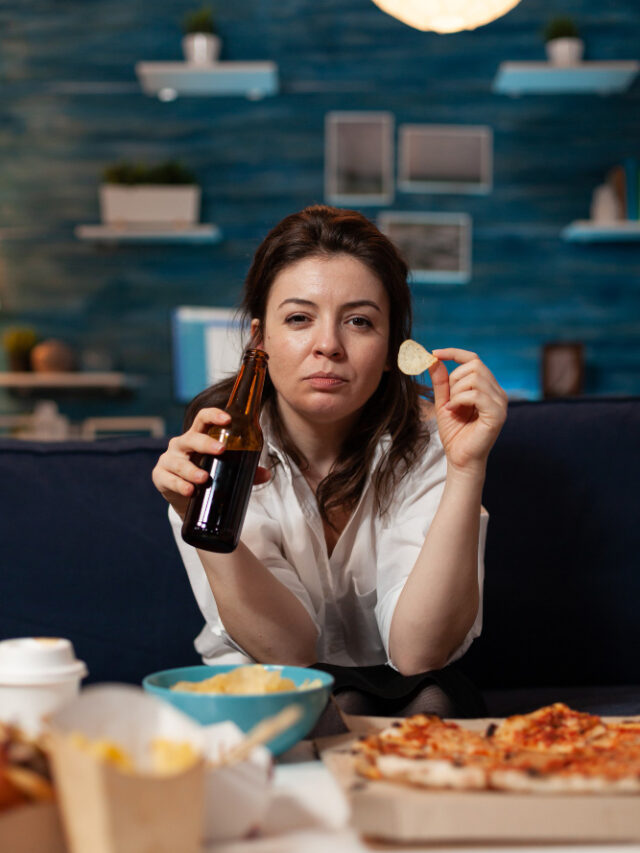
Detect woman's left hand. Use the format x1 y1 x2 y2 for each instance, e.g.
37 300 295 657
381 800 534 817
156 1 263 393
429 348 508 477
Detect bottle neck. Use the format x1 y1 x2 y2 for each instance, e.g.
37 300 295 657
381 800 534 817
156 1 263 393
225 351 268 421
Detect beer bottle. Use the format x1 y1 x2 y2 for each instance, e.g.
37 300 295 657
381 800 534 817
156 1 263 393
181 348 268 553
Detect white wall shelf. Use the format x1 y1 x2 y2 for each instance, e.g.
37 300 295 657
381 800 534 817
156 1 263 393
493 61 640 95
75 224 222 245
561 220 640 242
135 61 278 100
0 372 143 395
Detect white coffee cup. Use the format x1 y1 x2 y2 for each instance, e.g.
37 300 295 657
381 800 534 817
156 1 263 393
0 637 88 734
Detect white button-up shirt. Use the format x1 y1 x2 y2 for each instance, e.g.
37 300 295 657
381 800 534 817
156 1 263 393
169 419 488 669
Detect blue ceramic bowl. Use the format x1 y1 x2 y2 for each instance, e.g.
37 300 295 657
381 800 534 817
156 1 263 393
142 664 334 756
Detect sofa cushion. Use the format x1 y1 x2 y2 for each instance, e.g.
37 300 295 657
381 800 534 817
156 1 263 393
484 685 640 718
0 437 202 685
460 397 640 691
1 397 639 704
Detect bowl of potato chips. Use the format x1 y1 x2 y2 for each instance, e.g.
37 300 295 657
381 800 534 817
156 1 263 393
142 664 334 755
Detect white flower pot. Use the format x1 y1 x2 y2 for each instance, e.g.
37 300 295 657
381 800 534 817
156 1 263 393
182 33 221 65
545 37 584 66
99 184 201 226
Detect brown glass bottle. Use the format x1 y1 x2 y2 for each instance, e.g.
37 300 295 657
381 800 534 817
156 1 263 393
181 348 268 553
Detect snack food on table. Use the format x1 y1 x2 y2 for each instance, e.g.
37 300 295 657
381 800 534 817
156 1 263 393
150 738 201 775
353 703 640 794
68 731 199 775
0 720 54 812
170 664 321 695
397 339 439 375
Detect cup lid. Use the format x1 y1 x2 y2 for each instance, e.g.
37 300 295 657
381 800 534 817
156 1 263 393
0 637 88 685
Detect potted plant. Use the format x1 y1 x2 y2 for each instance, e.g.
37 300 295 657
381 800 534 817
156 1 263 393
543 16 584 66
2 327 38 372
182 6 221 65
99 161 201 227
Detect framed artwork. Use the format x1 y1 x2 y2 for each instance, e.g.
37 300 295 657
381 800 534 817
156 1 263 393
542 342 585 398
398 124 492 194
325 111 394 206
377 211 472 285
171 307 245 403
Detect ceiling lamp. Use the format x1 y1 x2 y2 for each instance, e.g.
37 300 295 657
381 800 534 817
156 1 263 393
371 0 521 33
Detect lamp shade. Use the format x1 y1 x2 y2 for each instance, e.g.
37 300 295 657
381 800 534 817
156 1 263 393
371 0 521 33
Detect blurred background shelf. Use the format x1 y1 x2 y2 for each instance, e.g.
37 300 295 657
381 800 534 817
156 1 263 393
493 61 640 94
561 220 640 242
75 224 222 245
0 373 143 396
135 61 278 100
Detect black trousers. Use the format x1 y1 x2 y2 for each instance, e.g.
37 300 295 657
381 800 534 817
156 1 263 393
308 663 486 737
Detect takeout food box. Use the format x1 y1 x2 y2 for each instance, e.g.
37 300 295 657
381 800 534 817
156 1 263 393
0 714 67 853
320 715 640 844
46 685 205 853
199 720 272 842
0 802 67 853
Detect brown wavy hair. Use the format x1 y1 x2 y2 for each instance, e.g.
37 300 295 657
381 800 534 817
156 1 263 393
184 204 430 523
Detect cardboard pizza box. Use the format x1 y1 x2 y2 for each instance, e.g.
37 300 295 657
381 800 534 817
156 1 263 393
319 715 640 844
0 801 67 853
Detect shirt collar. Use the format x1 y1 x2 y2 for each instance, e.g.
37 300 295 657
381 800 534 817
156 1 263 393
260 409 392 492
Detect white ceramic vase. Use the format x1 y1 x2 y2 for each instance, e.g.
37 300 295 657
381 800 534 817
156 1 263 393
182 33 221 65
590 184 623 224
545 37 584 66
99 184 201 226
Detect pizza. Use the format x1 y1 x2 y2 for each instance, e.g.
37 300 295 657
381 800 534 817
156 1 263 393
352 703 640 794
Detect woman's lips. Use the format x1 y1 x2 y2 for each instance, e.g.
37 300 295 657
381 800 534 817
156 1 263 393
305 373 347 390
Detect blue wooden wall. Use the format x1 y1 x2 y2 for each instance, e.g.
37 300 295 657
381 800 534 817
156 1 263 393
0 0 638 434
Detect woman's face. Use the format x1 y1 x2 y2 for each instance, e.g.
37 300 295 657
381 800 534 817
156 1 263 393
256 253 390 430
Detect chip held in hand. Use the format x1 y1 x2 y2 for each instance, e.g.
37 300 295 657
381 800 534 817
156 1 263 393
398 340 439 375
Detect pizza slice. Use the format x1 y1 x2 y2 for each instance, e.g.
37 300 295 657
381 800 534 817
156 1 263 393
487 702 607 754
353 714 498 790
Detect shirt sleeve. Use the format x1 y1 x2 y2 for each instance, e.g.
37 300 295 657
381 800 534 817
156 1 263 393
373 429 488 671
168 492 321 663
240 491 322 635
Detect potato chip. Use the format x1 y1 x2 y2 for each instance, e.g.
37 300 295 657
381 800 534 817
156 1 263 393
150 738 199 775
398 340 438 375
69 732 135 772
171 664 296 695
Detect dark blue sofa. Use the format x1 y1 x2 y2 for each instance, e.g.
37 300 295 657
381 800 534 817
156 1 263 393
1 398 639 717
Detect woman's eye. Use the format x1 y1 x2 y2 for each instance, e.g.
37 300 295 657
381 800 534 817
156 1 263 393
285 314 309 325
347 316 373 328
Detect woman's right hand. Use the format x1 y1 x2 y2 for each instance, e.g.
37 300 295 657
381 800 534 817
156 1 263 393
151 407 270 519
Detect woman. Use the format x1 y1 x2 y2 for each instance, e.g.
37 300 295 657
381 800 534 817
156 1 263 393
152 205 508 728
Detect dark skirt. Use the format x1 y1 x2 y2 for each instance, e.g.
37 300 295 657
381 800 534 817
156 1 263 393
310 662 487 719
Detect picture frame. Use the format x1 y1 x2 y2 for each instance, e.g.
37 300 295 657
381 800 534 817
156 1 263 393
398 124 492 194
325 111 394 206
377 211 472 285
541 342 585 398
171 307 245 403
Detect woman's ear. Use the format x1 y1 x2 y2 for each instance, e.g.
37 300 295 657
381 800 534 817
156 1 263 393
250 318 263 348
